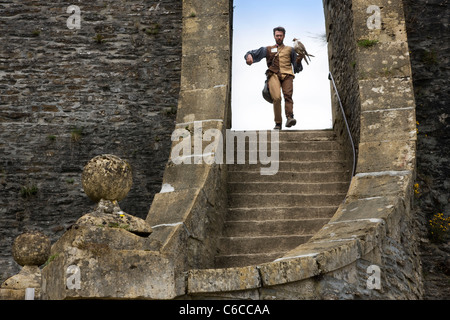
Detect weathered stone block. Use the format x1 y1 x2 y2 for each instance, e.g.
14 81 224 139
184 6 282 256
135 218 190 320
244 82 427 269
330 196 400 224
147 189 199 227
311 218 385 257
41 225 178 300
359 77 415 112
260 278 320 300
352 0 408 41
180 51 230 91
177 86 229 122
187 266 260 294
182 0 230 16
0 288 27 300
360 107 416 143
357 140 416 172
357 42 412 78
278 240 361 275
258 255 319 287
182 15 230 55
346 171 413 200
76 200 153 237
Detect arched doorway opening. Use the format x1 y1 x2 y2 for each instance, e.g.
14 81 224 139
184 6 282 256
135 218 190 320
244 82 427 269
231 0 332 131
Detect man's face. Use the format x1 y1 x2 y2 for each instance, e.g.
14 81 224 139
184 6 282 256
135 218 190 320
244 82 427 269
274 31 285 46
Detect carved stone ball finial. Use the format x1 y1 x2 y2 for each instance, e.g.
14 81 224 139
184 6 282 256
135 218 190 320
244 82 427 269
12 231 51 267
82 154 133 202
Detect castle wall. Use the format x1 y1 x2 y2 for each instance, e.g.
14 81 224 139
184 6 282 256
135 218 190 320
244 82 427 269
403 0 450 299
0 0 182 283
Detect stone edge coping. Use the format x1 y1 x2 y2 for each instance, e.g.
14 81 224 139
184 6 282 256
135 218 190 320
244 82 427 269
0 288 27 300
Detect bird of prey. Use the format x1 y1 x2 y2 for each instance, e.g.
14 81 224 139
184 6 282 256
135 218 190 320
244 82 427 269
293 38 315 65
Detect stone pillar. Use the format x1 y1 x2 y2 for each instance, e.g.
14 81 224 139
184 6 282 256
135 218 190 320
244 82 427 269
41 154 180 300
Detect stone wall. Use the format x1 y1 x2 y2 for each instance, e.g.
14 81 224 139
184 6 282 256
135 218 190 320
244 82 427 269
403 0 450 299
0 0 182 283
325 0 361 172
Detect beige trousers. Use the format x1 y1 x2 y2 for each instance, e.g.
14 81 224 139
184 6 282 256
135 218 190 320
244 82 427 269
268 73 294 124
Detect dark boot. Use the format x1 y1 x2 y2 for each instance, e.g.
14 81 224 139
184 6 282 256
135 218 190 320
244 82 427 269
285 114 297 128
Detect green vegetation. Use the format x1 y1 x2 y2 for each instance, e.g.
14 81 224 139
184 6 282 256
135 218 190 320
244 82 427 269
93 33 105 44
429 213 450 243
42 253 59 268
145 23 161 35
71 127 83 142
20 184 38 198
357 39 379 48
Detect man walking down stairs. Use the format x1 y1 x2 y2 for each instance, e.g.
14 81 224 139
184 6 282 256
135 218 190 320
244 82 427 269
215 129 351 268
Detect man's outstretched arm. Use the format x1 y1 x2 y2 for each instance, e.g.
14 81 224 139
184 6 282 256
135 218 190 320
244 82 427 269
244 47 267 65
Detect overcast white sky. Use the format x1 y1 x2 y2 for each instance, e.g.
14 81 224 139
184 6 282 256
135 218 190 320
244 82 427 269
231 0 332 131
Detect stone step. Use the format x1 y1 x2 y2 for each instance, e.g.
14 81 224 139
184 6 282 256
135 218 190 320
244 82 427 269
278 140 344 151
229 140 343 152
214 252 285 269
226 206 338 221
228 193 345 208
278 130 337 141
228 181 349 195
216 235 312 256
227 171 350 183
228 130 337 142
230 150 346 162
228 160 348 173
214 129 349 268
222 218 329 237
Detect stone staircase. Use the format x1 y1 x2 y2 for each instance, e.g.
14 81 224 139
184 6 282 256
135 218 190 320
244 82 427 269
214 129 351 268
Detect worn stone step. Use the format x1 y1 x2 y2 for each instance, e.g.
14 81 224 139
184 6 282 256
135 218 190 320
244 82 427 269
229 150 346 163
279 140 344 151
228 181 350 195
215 128 349 268
228 193 345 208
228 160 348 173
278 130 337 141
229 140 343 152
227 171 350 183
217 234 312 255
222 218 329 237
226 206 338 221
214 252 285 268
228 130 337 142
